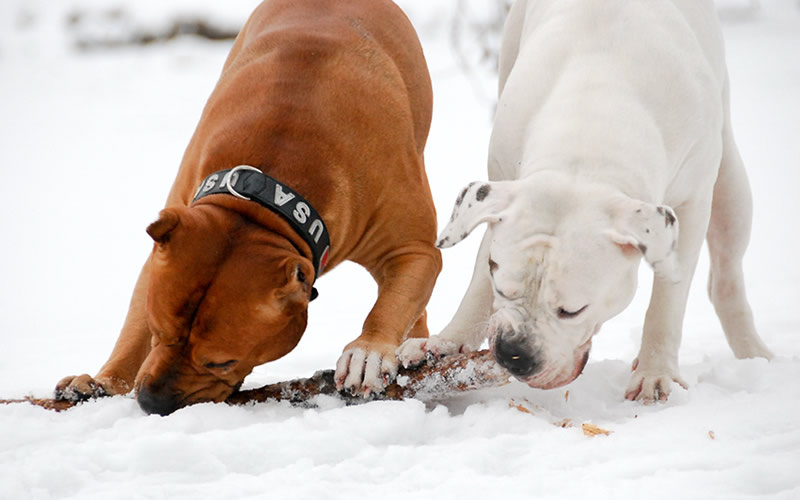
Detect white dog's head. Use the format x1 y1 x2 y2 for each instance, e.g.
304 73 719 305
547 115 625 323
439 177 679 389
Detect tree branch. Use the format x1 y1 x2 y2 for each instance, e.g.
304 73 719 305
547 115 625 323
1 350 508 411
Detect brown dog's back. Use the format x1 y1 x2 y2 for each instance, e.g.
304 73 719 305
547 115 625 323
234 0 433 152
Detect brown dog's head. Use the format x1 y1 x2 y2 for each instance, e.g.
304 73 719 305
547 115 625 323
135 205 314 415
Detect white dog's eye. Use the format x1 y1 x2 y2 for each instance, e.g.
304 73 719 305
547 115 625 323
557 305 588 319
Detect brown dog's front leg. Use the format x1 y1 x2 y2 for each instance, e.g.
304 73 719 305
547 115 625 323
55 257 154 401
335 246 441 396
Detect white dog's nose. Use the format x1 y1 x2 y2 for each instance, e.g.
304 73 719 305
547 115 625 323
492 333 540 378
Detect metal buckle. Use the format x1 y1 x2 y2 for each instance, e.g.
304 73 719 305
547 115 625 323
222 165 262 200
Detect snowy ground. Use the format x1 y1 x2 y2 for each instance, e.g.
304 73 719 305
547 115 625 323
1 0 799 498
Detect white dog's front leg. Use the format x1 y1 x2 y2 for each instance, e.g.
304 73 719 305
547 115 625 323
626 200 711 403
626 275 691 403
397 230 494 368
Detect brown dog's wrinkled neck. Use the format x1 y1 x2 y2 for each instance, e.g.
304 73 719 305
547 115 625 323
193 196 320 279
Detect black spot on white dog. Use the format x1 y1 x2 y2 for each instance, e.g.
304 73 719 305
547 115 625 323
476 184 491 202
655 206 676 227
456 183 476 207
488 257 499 275
664 210 676 227
638 243 648 255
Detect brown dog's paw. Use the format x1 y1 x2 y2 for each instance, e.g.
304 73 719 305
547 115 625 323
54 374 129 402
335 340 399 397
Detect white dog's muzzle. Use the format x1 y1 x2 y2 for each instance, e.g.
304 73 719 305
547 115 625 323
488 310 592 389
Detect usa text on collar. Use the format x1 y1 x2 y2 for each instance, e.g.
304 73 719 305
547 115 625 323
192 165 331 285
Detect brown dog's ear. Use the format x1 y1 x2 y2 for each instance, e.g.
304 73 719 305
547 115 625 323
275 258 315 311
146 209 181 244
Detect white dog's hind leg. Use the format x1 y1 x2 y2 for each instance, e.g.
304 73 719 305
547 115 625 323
706 86 773 360
397 230 494 367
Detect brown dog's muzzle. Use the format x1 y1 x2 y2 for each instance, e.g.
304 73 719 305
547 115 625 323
137 374 183 416
135 345 239 415
137 373 238 416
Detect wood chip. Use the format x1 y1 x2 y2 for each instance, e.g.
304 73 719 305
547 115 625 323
553 418 573 428
582 423 612 437
509 399 534 414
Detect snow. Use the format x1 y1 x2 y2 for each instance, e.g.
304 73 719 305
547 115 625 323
1 0 799 498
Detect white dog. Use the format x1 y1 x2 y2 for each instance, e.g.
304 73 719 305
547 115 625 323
398 0 773 402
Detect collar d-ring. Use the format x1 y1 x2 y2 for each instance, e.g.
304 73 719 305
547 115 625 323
223 165 263 200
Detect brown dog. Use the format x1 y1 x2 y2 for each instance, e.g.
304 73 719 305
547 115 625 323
55 0 441 415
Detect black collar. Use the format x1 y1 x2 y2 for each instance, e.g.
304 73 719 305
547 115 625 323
192 166 331 287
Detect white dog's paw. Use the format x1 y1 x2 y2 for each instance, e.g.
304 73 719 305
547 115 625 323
730 337 775 361
625 359 688 403
335 341 398 397
396 335 466 369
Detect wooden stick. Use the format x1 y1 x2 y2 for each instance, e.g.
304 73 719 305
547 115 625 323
0 397 76 412
0 350 508 411
227 349 509 406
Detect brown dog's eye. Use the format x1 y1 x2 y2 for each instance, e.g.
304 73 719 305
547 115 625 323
205 360 238 370
294 263 307 283
557 305 588 319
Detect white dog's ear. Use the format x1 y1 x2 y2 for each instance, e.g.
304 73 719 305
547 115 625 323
437 181 515 248
606 200 680 280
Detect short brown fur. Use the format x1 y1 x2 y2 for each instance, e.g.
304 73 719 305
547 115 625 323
56 0 441 412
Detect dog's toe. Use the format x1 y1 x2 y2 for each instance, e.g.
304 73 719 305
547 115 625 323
335 348 365 393
396 336 461 369
54 374 107 401
361 351 398 397
625 371 688 403
396 338 429 368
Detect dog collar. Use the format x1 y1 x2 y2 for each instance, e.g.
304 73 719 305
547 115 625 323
192 166 331 290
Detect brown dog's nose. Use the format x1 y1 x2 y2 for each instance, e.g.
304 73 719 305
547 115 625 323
137 378 181 416
493 333 541 378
